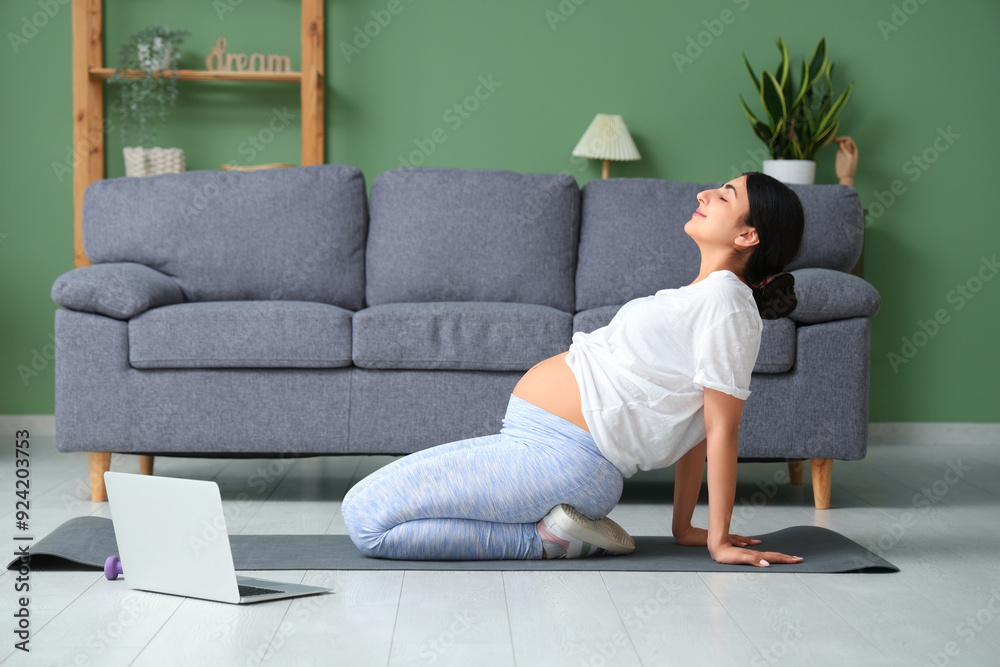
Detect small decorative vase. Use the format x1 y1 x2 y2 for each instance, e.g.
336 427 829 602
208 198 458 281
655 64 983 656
137 37 172 71
123 147 186 177
762 159 816 185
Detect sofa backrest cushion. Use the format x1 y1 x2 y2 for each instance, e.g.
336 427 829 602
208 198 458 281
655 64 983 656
576 178 701 311
365 167 580 312
575 178 864 310
82 164 368 309
775 182 864 272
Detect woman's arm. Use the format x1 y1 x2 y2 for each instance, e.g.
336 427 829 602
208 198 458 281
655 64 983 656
672 438 760 548
704 387 804 567
705 395 740 555
671 437 706 536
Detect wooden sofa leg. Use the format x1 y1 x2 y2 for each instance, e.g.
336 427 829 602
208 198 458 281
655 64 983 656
788 461 804 485
810 458 833 509
138 455 154 476
89 452 112 502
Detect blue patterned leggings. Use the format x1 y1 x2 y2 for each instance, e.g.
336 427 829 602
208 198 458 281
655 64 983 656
341 394 624 560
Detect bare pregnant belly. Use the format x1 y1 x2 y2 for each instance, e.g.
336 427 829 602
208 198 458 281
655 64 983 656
511 351 590 433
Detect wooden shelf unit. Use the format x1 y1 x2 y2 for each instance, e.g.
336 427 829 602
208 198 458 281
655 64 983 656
71 0 325 270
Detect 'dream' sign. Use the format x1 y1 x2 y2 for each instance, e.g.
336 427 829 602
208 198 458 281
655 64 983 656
205 37 292 73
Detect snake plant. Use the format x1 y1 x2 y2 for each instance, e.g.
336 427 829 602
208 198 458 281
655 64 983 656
740 37 854 161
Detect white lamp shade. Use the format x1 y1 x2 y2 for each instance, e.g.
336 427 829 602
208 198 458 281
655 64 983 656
571 113 641 161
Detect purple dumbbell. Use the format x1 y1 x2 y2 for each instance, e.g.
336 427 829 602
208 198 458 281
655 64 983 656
104 555 123 580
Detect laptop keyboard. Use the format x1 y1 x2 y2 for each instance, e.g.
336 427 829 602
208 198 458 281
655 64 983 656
238 584 284 597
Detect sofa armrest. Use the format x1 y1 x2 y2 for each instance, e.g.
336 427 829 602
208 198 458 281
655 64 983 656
51 262 185 320
788 267 881 324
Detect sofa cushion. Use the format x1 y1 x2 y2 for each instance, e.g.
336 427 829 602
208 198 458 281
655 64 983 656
352 301 572 371
573 306 796 374
365 167 580 312
779 183 864 273
575 178 864 311
788 268 882 324
128 301 353 369
753 317 796 373
576 179 702 311
51 262 184 320
82 164 368 309
572 305 622 336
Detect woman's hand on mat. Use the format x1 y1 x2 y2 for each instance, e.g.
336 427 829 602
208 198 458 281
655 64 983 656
709 544 804 567
673 525 761 548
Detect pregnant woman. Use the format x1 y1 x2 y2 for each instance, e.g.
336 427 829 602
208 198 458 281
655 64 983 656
342 171 806 567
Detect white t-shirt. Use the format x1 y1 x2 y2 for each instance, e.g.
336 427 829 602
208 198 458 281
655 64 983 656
565 269 763 478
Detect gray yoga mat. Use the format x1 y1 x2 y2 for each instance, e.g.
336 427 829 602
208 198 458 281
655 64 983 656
8 516 897 573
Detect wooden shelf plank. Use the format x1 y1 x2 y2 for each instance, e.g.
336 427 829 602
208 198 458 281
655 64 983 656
90 67 305 83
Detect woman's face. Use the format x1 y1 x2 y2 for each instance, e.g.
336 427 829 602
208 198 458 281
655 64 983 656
684 175 755 251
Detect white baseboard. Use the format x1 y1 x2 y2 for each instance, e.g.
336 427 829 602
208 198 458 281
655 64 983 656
1 416 997 446
868 422 1000 445
0 414 55 437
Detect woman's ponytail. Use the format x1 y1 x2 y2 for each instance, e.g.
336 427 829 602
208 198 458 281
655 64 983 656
740 173 805 320
749 271 796 320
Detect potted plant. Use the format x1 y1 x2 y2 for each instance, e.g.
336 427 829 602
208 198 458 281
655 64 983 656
110 25 190 177
739 37 853 184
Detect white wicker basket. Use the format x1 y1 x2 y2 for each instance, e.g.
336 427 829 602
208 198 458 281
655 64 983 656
123 147 186 177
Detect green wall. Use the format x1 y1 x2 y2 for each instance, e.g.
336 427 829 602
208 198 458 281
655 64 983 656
1 0 997 422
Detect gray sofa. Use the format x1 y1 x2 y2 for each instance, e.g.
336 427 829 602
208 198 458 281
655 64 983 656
51 164 881 507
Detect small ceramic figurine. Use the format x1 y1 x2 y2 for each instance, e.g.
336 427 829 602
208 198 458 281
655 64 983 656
835 136 858 187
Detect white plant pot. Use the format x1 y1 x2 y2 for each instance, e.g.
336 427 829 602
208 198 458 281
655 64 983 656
123 147 186 177
137 37 172 71
762 159 816 185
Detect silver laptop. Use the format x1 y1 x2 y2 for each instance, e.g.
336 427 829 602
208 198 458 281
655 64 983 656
104 471 332 604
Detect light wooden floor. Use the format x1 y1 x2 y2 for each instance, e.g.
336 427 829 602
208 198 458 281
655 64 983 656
1 429 999 667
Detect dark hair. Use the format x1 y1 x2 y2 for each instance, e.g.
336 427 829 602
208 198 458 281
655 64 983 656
739 171 805 320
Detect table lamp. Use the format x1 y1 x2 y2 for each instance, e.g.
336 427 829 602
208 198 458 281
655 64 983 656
571 113 641 179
